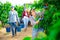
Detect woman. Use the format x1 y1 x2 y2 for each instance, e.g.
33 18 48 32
29 9 42 40
22 9 29 31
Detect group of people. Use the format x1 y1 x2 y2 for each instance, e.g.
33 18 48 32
8 6 45 40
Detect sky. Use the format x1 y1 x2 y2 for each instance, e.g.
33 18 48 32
0 0 34 6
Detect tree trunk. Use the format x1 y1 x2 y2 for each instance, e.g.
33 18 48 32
1 21 4 27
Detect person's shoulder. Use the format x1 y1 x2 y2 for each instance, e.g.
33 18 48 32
14 10 17 12
13 10 17 14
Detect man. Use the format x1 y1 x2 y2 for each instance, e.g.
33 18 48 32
8 6 19 37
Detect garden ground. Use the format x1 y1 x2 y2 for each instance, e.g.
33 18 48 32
0 26 32 40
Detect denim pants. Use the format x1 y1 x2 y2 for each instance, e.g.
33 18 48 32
9 22 17 36
32 28 44 40
32 28 38 40
22 16 29 28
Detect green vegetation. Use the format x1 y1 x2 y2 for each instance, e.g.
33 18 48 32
23 0 60 40
0 0 60 40
23 37 31 40
0 2 24 27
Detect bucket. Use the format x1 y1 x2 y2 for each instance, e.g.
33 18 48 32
16 26 21 32
6 27 10 32
20 23 24 28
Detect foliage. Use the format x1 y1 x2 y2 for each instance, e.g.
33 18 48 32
48 19 60 40
37 32 47 40
0 2 11 27
0 2 24 26
23 37 31 40
15 5 24 17
31 0 60 40
0 0 60 40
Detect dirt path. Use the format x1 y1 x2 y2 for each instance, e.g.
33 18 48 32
0 27 32 40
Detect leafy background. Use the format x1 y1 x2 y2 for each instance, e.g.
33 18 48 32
0 0 60 40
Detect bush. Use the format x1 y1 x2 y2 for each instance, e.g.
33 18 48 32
23 37 31 40
0 2 24 26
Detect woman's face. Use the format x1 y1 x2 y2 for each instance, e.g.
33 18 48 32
31 10 36 16
28 10 30 15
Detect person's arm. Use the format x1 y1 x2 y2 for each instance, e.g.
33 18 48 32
29 16 41 25
31 19 40 25
29 16 36 25
35 18 43 24
16 11 19 22
35 18 40 24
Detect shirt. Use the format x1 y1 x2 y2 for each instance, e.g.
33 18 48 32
29 15 40 29
22 11 28 17
8 10 18 22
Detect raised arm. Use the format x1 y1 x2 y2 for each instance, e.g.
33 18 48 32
29 16 42 25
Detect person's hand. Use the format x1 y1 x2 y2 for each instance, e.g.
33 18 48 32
36 20 39 24
38 18 42 21
39 17 43 21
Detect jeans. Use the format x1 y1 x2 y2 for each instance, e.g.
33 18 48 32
22 16 29 28
9 22 17 36
32 28 38 40
32 28 44 40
